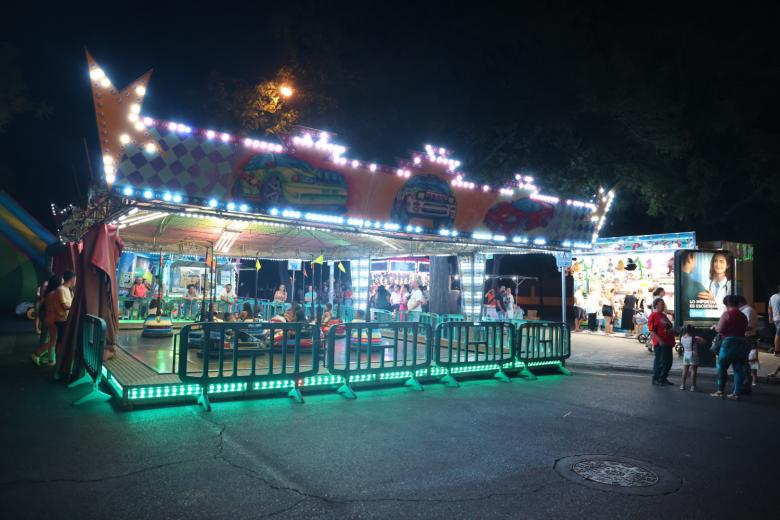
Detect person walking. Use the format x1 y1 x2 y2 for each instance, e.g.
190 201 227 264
573 290 587 332
585 288 599 333
768 285 780 355
738 295 757 394
648 297 675 386
710 295 749 400
31 274 63 366
621 291 637 336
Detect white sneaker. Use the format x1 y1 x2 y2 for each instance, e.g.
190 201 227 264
710 391 724 399
690 386 697 392
31 353 43 367
679 384 685 390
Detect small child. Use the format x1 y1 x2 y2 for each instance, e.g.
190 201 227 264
748 345 759 386
321 303 333 325
680 325 702 391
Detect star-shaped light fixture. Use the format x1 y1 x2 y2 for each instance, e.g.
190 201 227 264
86 50 154 186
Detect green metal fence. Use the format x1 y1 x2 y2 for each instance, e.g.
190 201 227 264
178 321 322 410
433 321 516 386
515 321 571 378
325 321 433 398
68 314 112 405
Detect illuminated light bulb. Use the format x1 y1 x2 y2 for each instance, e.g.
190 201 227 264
120 134 131 144
439 147 446 154
369 163 377 172
351 160 359 168
135 85 146 96
144 142 156 153
206 130 215 139
128 113 138 122
208 198 218 208
134 121 146 131
220 133 230 142
451 179 457 186
122 187 133 196
413 156 421 164
168 122 178 131
163 192 172 202
143 190 153 199
227 202 236 211
397 169 404 176
482 185 490 192
105 173 115 184
173 194 182 203
143 117 153 126
243 138 252 147
279 85 293 97
90 68 105 80
130 104 141 114
177 124 190 133
292 136 300 145
103 155 114 165
99 77 111 88
239 203 248 212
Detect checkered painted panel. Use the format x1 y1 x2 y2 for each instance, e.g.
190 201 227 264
116 128 242 199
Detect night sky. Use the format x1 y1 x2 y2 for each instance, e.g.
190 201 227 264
3 2 779 291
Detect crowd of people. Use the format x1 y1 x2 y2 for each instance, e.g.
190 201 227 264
483 285 522 320
573 286 668 336
647 293 768 400
368 281 427 318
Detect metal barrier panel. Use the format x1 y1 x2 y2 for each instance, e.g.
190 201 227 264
371 309 395 322
179 321 321 409
516 321 571 377
433 321 516 385
68 314 111 405
325 321 432 398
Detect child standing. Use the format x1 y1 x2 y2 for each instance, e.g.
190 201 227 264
748 345 759 386
680 325 702 391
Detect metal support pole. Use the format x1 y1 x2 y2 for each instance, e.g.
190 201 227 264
560 267 567 325
329 262 335 305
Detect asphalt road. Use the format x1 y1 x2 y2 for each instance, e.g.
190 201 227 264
2 335 779 519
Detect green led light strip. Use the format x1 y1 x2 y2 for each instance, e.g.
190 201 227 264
128 384 201 400
379 370 413 381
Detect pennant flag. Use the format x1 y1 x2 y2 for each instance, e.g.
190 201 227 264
312 254 325 265
303 264 309 277
337 262 346 273
255 259 262 271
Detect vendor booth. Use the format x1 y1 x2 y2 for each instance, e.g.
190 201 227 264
55 52 615 409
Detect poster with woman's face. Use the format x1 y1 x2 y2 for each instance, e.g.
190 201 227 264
677 250 733 321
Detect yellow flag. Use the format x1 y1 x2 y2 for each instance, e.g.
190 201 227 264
337 261 346 273
312 254 324 265
255 259 261 271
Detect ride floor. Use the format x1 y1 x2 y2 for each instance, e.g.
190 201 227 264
114 328 510 379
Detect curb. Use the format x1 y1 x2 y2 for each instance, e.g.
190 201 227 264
566 362 780 385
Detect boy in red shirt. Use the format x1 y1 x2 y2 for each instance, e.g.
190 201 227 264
648 297 675 385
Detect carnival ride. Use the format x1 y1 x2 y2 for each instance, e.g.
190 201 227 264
53 51 613 409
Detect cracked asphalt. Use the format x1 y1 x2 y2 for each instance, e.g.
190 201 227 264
2 334 779 519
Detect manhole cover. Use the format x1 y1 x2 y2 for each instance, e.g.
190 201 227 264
571 460 659 487
554 455 681 496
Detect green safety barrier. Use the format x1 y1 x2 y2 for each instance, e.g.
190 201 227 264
68 314 112 405
179 321 322 410
371 309 395 322
325 321 433 398
516 321 572 378
433 321 516 386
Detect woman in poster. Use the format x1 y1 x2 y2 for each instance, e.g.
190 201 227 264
698 253 732 314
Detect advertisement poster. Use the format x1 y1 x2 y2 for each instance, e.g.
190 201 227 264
675 250 733 323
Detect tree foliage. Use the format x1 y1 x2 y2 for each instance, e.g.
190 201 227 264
0 43 51 132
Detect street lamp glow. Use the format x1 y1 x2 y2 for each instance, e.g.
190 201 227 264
279 85 294 98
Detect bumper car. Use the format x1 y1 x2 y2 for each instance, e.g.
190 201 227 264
321 319 346 338
349 327 385 349
142 315 174 337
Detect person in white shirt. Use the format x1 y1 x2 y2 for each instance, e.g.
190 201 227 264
769 286 780 356
406 281 424 320
585 288 600 332
390 285 402 312
219 284 236 320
